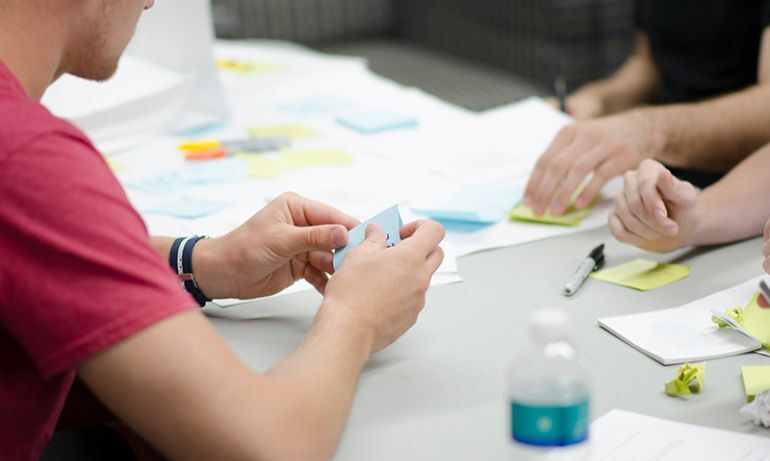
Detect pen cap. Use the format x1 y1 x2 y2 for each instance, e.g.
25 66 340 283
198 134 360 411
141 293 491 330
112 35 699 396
530 308 569 343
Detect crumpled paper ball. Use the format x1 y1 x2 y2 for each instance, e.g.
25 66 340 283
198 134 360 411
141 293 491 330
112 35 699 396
741 389 770 427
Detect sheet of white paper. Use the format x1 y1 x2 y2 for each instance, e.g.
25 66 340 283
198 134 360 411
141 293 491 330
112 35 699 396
588 409 770 460
598 277 764 365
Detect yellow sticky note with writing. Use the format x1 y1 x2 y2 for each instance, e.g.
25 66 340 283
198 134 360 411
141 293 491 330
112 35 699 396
509 203 592 226
249 123 320 140
742 365 770 402
590 259 690 291
236 154 290 179
282 148 353 168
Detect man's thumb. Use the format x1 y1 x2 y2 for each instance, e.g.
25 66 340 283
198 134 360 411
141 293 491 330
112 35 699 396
294 224 348 252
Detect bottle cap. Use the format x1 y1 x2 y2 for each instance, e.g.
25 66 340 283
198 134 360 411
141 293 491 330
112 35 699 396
530 308 569 343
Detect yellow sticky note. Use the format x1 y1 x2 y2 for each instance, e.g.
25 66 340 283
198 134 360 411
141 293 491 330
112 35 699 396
742 292 770 346
282 148 353 168
216 58 280 74
590 259 690 291
742 366 770 402
237 154 290 179
248 123 320 140
106 158 127 173
509 203 592 226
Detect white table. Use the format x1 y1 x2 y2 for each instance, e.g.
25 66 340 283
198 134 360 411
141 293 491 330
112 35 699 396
206 225 770 459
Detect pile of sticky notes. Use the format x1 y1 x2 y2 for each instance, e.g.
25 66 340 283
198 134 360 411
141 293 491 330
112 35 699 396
590 259 690 291
742 366 770 402
145 196 230 219
337 110 417 134
413 185 522 225
333 205 403 270
665 363 705 398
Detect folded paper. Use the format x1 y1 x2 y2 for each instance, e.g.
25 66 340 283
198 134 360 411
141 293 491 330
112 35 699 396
665 363 705 398
333 205 403 270
591 259 690 291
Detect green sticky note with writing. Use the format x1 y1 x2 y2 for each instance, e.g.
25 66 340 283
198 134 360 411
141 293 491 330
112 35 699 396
590 259 690 291
742 365 770 402
509 203 592 226
248 123 320 140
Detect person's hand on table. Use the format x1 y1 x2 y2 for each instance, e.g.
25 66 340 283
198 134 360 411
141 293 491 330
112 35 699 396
545 92 606 120
609 159 700 253
523 111 655 216
321 220 445 353
192 192 359 300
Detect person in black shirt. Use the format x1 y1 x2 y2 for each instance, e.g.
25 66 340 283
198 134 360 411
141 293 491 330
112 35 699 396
522 0 770 217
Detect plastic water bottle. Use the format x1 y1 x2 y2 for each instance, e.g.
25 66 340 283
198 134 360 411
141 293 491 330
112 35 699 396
507 308 591 460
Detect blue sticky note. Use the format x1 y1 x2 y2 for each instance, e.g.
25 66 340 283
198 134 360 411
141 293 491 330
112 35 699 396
124 171 192 195
333 205 403 270
277 96 352 115
145 197 230 219
413 185 523 224
336 110 418 134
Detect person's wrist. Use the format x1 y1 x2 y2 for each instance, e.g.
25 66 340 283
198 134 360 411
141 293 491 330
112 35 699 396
191 236 236 300
314 299 375 358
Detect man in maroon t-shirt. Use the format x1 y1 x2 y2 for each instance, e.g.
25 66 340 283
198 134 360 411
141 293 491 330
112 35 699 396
0 1 445 460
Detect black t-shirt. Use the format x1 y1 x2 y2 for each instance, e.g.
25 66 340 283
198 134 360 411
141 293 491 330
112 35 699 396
636 0 770 104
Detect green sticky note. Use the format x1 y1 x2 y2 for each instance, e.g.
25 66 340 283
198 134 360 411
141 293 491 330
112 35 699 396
742 366 770 402
248 123 320 140
282 148 353 168
590 259 690 291
509 203 592 226
665 363 705 398
238 155 290 179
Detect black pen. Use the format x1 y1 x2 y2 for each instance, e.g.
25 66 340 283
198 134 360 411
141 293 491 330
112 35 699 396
555 76 567 114
563 244 604 296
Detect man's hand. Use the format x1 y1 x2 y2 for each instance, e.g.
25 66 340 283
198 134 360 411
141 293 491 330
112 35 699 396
545 92 606 120
609 160 700 253
321 220 445 353
193 192 359 300
523 111 658 216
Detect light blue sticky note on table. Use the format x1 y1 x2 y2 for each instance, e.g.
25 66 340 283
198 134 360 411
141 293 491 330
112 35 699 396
336 110 418 134
177 158 248 184
277 96 352 115
125 171 192 195
413 185 523 224
145 197 230 219
333 205 404 270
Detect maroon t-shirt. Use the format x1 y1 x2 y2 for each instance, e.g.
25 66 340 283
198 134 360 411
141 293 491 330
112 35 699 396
0 62 196 460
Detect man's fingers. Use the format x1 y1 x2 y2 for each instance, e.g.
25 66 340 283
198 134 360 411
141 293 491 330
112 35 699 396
356 223 387 251
656 168 697 206
304 265 329 295
624 171 672 236
291 224 349 253
637 164 673 230
609 213 646 247
549 146 605 214
613 192 666 241
283 192 360 229
399 220 446 255
308 251 334 274
523 126 576 207
763 217 770 242
425 246 445 274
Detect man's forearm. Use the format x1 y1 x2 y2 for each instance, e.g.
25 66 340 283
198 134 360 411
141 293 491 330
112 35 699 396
692 143 770 245
573 32 660 114
643 83 770 172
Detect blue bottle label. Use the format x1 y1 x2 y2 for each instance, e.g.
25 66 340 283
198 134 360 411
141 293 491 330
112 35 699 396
510 399 589 447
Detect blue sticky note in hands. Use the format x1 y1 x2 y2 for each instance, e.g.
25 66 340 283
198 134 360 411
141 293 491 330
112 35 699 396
412 185 523 224
333 205 403 270
336 110 418 134
145 197 230 219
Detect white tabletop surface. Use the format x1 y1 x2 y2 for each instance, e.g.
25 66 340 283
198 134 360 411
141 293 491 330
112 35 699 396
205 225 770 459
